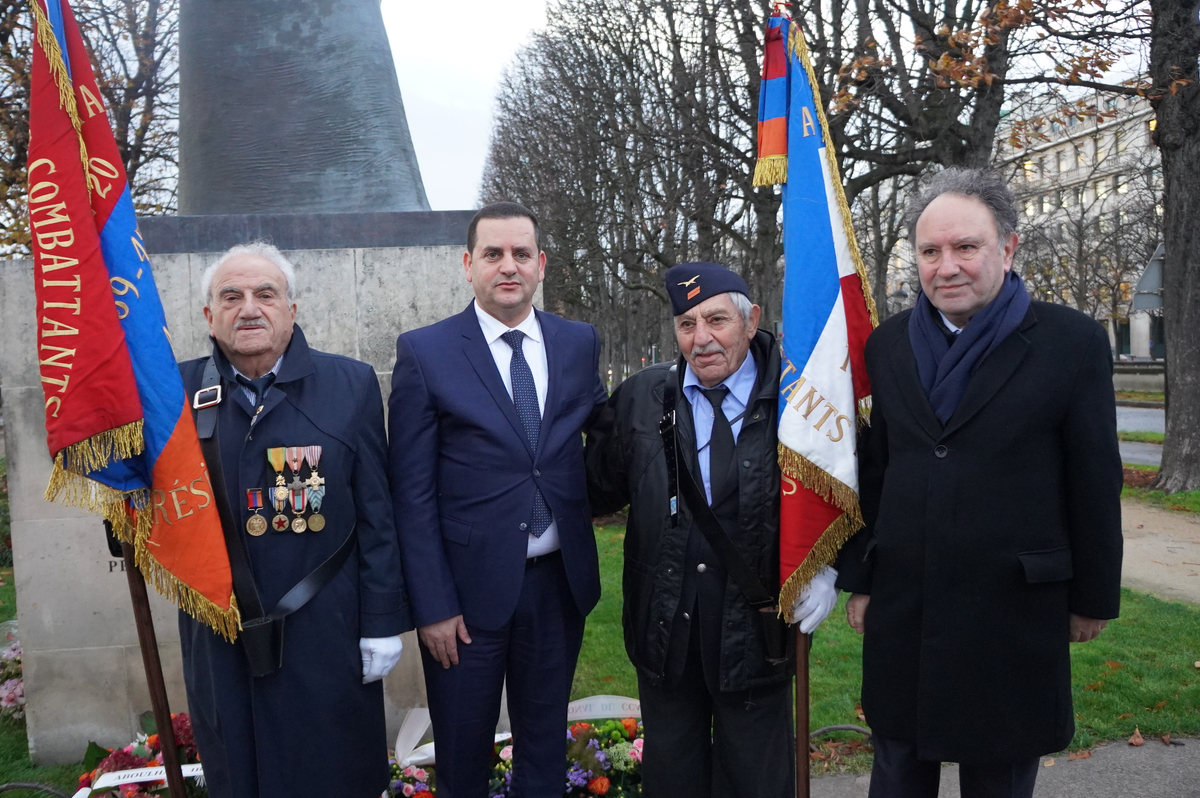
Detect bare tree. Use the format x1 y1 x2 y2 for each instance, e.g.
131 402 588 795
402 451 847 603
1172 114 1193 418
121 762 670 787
0 0 178 254
1147 0 1200 492
0 0 31 255
482 0 783 385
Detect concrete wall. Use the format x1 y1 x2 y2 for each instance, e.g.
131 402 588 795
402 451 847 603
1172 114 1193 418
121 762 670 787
0 244 497 763
1113 362 1166 393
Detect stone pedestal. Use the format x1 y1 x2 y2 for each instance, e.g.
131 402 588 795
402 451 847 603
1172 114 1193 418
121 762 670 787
1 210 503 763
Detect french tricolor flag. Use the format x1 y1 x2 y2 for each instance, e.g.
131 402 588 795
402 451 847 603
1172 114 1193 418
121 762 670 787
753 14 876 617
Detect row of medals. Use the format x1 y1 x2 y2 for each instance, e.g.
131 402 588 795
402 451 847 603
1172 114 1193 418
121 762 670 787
245 446 326 536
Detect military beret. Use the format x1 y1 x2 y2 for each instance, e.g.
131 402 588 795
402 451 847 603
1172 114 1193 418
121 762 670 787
664 262 751 316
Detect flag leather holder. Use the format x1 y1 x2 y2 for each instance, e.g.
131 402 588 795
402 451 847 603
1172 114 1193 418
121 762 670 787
659 365 788 666
194 358 357 678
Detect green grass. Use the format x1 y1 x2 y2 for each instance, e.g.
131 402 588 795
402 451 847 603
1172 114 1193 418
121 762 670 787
0 568 84 794
1117 431 1165 444
1115 391 1165 404
572 526 638 700
575 527 1200 764
1123 485 1200 514
1070 589 1200 747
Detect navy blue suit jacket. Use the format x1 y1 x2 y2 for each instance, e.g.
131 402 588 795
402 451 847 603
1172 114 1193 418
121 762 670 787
389 303 608 631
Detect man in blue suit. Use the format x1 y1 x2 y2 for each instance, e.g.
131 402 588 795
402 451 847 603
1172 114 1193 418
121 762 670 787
389 202 608 797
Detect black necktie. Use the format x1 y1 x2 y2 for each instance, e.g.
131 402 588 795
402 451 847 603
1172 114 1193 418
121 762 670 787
701 386 733 505
235 372 276 409
501 330 552 537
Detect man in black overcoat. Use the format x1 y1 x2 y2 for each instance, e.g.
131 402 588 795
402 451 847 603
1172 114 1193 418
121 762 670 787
587 263 840 798
836 168 1124 798
178 243 410 798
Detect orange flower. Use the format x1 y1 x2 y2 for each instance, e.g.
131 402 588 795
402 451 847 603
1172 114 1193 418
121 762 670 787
588 776 610 795
621 718 638 739
570 722 592 738
146 734 160 749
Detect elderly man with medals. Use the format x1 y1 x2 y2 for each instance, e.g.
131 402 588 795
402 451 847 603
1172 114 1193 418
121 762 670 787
178 242 410 798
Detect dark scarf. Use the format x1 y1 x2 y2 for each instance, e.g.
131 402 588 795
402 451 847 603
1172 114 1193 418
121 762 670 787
909 271 1030 424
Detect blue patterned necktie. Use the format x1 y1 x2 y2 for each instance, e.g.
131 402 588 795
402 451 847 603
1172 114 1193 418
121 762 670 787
501 330 552 537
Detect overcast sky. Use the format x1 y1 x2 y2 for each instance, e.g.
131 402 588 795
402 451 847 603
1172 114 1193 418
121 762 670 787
381 0 550 211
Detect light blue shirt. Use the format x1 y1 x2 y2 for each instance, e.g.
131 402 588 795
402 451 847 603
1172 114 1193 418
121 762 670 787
682 351 759 504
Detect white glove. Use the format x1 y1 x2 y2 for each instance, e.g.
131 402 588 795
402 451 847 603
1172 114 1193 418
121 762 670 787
360 636 404 684
791 566 839 634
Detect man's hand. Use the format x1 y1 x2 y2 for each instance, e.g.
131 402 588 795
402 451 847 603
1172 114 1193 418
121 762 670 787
1069 613 1107 643
846 593 869 635
359 636 404 683
418 615 472 668
791 566 839 634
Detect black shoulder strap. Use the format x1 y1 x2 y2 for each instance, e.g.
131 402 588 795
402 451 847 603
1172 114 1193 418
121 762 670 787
660 365 776 612
195 358 266 621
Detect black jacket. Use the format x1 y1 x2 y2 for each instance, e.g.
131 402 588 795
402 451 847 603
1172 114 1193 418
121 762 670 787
587 330 790 691
837 301 1123 763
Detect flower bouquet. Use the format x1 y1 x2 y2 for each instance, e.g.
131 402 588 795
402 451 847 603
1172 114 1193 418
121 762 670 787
387 716 644 798
76 713 206 798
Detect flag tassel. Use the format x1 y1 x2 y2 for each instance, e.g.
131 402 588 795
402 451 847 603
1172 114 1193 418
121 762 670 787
753 155 788 187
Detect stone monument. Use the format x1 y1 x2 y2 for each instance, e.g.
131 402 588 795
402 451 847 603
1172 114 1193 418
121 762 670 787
3 0 480 763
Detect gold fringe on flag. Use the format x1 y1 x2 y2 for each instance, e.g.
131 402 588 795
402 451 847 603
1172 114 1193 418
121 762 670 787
776 443 865 622
30 0 93 182
53 420 145 476
47 469 242 641
787 25 879 329
777 443 864 525
753 155 788 187
857 396 873 428
779 511 861 623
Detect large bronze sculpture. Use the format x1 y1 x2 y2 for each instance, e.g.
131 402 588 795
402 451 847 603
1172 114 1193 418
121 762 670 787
178 0 430 215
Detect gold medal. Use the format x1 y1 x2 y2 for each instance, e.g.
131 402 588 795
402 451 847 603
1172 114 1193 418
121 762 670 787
291 516 307 533
246 514 268 536
307 513 326 532
271 514 290 533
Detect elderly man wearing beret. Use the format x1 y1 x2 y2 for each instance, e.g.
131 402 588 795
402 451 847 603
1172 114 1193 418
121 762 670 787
586 263 839 798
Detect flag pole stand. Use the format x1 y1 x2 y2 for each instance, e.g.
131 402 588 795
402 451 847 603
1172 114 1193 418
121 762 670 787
795 627 810 798
121 541 188 798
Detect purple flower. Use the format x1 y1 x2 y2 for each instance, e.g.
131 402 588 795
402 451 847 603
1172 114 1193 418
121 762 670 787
566 762 592 787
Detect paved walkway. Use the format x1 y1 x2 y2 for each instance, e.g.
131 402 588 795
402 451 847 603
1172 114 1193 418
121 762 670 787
812 496 1200 797
812 738 1200 797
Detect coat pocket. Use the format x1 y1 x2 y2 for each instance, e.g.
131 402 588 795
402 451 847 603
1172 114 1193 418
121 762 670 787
439 515 471 546
1017 546 1073 583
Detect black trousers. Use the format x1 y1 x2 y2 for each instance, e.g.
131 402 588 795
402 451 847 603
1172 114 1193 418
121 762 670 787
422 552 585 798
868 731 1039 798
637 630 794 798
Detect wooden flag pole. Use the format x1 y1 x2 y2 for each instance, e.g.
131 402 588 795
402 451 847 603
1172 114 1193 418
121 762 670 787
795 627 811 798
121 541 188 798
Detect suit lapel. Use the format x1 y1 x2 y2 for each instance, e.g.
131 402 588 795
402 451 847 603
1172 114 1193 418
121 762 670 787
889 329 944 441
538 309 563 433
941 308 1036 438
459 306 534 457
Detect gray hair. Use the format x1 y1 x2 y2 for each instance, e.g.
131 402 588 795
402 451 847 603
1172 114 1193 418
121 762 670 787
201 242 297 306
727 291 754 327
905 167 1019 247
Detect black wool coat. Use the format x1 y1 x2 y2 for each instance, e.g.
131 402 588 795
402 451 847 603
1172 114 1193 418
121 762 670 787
836 301 1123 763
178 326 410 798
586 330 792 692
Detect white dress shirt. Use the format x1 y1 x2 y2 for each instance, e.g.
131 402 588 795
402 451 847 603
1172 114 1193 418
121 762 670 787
473 302 559 557
938 310 964 336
